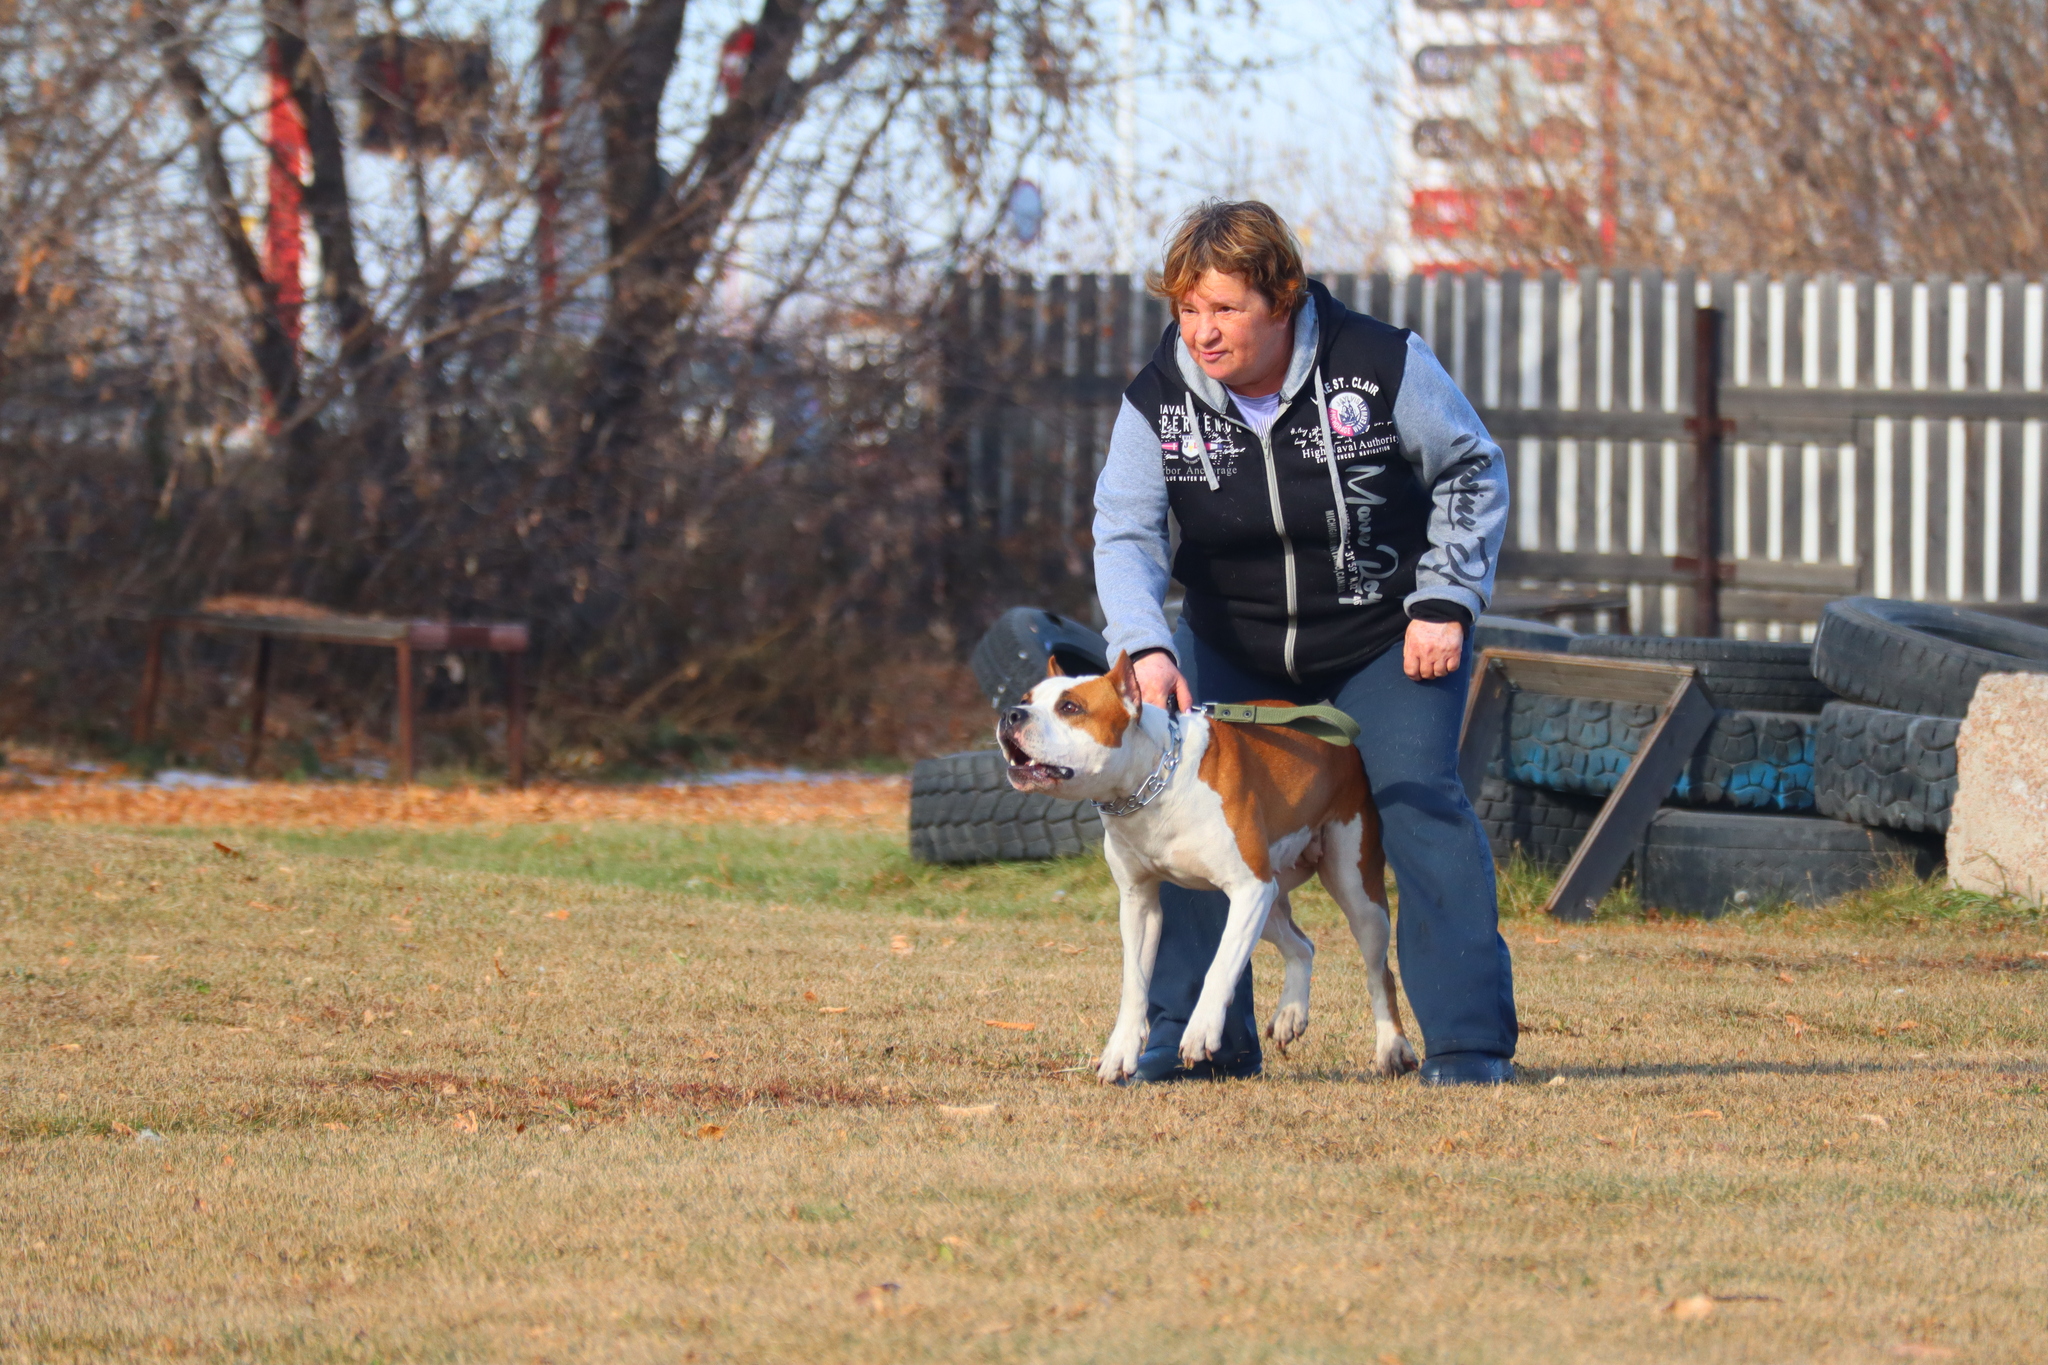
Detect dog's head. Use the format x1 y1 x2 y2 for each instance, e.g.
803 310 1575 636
996 650 1146 796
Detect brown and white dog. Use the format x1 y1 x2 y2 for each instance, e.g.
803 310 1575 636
999 651 1418 1083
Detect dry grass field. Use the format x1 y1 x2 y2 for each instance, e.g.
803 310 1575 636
3 788 2046 1364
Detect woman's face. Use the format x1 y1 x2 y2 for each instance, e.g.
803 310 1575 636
1177 269 1294 397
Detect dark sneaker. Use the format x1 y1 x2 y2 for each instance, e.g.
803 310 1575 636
1122 1042 1264 1084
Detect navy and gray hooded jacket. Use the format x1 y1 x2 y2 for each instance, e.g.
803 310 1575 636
1092 277 1509 683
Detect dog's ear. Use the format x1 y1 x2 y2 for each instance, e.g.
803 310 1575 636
1045 653 1065 678
1109 650 1141 712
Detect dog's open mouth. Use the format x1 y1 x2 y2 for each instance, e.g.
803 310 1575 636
1000 730 1073 785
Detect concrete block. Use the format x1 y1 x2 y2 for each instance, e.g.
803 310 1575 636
1947 673 2048 904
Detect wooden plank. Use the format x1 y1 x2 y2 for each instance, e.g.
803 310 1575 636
1964 274 1987 392
1367 271 1393 320
2002 273 2027 392
1499 272 1523 410
1455 655 1512 804
1484 648 1698 707
168 612 411 645
1400 271 1423 332
1853 274 1875 390
1109 273 1135 380
1547 674 1715 921
1540 270 1563 410
1449 272 1472 392
1638 269 1664 413
1076 273 1102 382
1498 546 1859 593
1334 272 1359 315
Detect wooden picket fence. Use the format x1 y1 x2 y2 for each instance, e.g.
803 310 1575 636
942 270 2048 636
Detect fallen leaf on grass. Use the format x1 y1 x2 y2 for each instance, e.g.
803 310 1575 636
1857 1113 1890 1129
983 1020 1035 1031
890 935 913 956
1889 1345 1957 1359
110 1122 135 1137
696 1124 726 1140
1664 1294 1716 1321
1545 1075 1568 1087
212 841 242 858
853 1282 900 1313
449 1110 479 1134
322 1122 348 1132
1530 935 1559 945
1777 971 1796 984
935 1103 996 1119
819 1006 849 1014
1680 1109 1724 1120
51 1042 81 1052
1896 1019 1919 1031
802 990 819 1001
249 900 285 914
546 910 570 921
1593 1134 1617 1146
1786 1014 1807 1037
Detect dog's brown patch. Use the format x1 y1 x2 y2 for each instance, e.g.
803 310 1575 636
1196 708 1370 881
1055 675 1133 749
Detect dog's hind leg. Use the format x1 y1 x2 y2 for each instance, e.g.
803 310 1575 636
1316 816 1418 1077
1261 886 1316 1053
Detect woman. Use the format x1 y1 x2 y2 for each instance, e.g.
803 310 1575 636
1092 200 1517 1085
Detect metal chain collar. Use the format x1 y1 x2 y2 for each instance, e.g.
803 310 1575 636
1092 705 1186 817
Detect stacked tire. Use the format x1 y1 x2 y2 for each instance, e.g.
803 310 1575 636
1481 598 2048 915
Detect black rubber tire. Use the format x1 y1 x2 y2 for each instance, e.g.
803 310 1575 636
969 608 1111 713
1813 701 1960 835
1475 615 1575 655
1495 693 1817 812
1474 776 1602 868
908 750 1104 864
1810 596 2048 719
1567 635 1835 713
1635 808 1939 917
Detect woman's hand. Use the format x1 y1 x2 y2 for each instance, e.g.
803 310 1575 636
1132 651 1194 712
1403 618 1465 681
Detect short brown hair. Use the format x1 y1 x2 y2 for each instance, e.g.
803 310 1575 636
1149 200 1306 317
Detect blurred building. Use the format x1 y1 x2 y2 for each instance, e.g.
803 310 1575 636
1388 0 1601 274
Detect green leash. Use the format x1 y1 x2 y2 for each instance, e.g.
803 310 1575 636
1201 702 1361 747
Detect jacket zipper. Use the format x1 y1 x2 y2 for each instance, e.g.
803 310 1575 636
1194 397 1303 682
1253 423 1302 682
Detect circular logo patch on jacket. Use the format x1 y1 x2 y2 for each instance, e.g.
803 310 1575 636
1328 391 1374 439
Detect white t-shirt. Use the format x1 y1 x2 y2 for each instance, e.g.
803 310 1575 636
1230 389 1283 437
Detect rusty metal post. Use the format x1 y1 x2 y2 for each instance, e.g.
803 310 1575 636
132 619 168 744
395 640 416 784
1689 307 1727 637
505 648 526 790
245 636 274 775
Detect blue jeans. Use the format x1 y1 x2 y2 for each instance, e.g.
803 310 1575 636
1145 621 1518 1062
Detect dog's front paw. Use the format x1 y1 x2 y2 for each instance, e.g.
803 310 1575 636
1178 1011 1226 1069
1374 1029 1420 1077
1097 1026 1145 1084
1265 1001 1309 1053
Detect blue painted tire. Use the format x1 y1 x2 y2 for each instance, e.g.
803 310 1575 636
1492 693 1816 812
